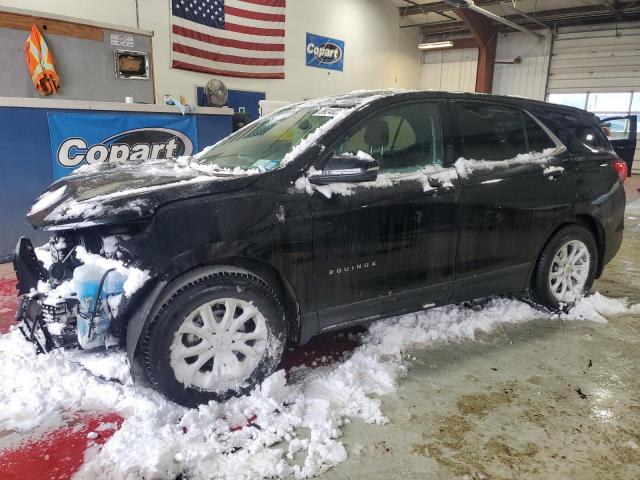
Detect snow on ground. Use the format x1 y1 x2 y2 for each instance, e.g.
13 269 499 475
0 293 637 479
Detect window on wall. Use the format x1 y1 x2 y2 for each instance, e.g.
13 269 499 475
587 92 632 113
547 93 588 110
631 92 640 112
548 91 640 118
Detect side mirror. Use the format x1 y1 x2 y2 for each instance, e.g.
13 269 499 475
309 153 379 185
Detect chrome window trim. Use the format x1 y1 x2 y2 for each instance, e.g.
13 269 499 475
523 109 568 157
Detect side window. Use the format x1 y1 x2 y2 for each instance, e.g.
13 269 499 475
456 102 527 161
523 113 557 152
335 102 444 173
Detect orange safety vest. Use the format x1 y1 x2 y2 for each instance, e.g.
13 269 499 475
25 25 60 96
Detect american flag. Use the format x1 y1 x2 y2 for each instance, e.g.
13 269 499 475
170 0 286 79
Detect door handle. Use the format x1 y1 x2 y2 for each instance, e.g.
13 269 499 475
545 169 564 180
425 185 455 195
427 176 455 194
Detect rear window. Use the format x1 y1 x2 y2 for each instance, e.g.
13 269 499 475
543 110 613 154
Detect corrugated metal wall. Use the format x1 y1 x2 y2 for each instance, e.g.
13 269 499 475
492 31 552 101
548 22 640 93
419 32 550 100
548 22 640 172
420 48 478 92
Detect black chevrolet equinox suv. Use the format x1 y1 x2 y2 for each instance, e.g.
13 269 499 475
14 91 627 406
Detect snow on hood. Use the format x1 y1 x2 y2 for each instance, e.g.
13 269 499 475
28 185 68 216
27 90 414 229
26 159 263 229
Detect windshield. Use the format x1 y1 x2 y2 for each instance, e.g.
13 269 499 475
195 105 346 171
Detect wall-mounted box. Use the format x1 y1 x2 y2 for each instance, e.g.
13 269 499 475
114 49 150 80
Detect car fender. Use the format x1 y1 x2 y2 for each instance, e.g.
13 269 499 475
125 278 169 376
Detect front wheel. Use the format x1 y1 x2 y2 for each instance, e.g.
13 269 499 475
141 269 287 407
531 225 598 310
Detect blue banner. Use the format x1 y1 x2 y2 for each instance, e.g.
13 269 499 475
48 112 198 179
306 32 344 72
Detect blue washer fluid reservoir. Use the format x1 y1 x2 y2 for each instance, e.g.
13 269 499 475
73 265 125 349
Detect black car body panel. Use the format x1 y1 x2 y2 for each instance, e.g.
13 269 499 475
15 90 626 360
26 159 263 229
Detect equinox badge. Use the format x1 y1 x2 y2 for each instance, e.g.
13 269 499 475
329 261 377 275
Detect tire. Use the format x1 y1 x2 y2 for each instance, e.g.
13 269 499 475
531 225 598 311
141 268 287 407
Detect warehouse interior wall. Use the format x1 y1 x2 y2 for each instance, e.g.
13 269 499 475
419 31 551 100
0 0 421 104
420 48 478 92
492 30 551 101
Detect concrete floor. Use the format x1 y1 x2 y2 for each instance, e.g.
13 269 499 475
1 178 639 479
321 186 640 479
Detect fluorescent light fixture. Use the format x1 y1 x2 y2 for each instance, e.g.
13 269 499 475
418 40 454 50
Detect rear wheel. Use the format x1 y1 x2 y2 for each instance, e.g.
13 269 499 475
531 225 597 310
141 269 287 407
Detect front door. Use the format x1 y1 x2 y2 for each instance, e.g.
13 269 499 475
600 115 637 175
451 100 576 300
308 101 460 329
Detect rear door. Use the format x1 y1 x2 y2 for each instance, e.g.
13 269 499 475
451 101 575 300
309 100 460 329
600 115 637 175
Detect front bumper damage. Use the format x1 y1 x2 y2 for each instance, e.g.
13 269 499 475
15 292 79 353
14 237 80 353
13 234 144 354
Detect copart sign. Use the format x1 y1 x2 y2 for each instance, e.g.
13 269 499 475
306 32 344 72
48 112 197 179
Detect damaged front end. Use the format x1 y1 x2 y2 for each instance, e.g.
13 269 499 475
14 230 148 354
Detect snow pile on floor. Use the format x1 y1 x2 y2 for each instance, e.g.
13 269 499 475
0 294 637 479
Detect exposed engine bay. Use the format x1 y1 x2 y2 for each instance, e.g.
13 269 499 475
14 231 145 354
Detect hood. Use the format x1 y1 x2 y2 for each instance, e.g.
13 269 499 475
27 159 262 230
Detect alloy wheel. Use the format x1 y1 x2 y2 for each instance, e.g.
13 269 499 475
169 298 268 391
548 239 591 303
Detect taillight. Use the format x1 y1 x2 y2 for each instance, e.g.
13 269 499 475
612 158 628 183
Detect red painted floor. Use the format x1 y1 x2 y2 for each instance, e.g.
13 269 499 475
0 413 123 480
0 277 18 334
0 270 358 479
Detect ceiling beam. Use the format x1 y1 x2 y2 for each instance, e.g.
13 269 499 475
455 8 497 94
401 0 457 21
398 0 635 16
501 2 549 30
419 4 640 39
455 7 495 47
399 1 497 17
